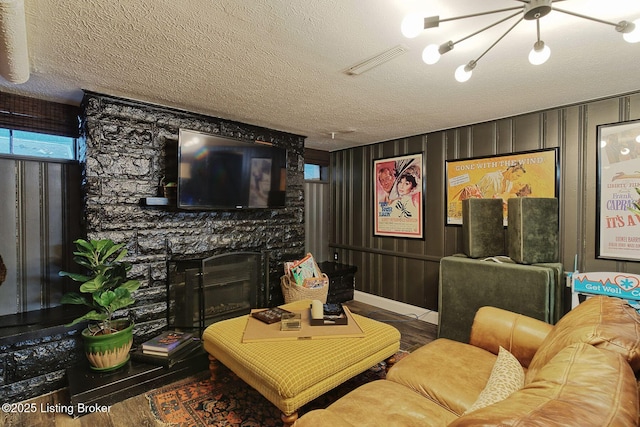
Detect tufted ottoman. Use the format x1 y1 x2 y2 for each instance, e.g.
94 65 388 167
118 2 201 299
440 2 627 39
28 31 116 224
202 299 400 426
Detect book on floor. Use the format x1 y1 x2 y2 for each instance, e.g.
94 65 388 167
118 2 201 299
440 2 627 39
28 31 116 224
141 330 194 355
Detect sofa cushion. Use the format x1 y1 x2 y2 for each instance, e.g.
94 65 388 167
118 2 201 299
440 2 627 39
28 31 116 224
463 347 525 415
386 338 498 415
526 296 640 383
450 343 639 427
293 380 459 427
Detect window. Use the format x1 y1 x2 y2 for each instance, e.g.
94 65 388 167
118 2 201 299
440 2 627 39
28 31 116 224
0 128 76 160
0 128 8 154
304 164 321 180
304 148 330 182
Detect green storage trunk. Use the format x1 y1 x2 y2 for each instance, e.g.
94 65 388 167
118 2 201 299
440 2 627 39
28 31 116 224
438 255 563 343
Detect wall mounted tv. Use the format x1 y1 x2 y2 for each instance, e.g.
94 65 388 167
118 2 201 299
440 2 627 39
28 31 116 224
177 129 287 210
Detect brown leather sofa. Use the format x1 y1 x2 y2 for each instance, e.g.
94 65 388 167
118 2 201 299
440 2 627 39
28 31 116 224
294 296 640 426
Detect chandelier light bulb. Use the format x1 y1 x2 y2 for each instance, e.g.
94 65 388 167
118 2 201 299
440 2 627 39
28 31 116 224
623 19 640 43
529 41 550 65
455 64 473 82
422 44 441 64
636 134 640 143
401 14 424 39
402 6 638 78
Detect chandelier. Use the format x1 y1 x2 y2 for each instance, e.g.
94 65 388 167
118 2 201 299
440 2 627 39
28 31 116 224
401 0 640 82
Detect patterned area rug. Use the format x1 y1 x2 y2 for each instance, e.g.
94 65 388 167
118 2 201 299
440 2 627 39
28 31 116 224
147 351 407 427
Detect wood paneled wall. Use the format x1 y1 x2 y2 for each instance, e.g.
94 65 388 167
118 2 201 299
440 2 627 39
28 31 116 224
305 181 331 262
330 91 640 311
0 157 82 315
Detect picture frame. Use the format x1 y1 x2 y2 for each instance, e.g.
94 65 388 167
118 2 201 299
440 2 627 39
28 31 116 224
373 152 424 239
596 119 640 261
445 148 559 226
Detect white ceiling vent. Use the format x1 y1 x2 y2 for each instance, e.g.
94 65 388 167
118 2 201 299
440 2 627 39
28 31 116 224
344 45 409 76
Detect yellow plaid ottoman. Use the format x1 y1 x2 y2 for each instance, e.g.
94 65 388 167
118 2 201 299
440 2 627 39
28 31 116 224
202 299 400 426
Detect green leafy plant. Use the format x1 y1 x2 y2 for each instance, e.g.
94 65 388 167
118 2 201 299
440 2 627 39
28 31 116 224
59 239 140 333
631 187 640 215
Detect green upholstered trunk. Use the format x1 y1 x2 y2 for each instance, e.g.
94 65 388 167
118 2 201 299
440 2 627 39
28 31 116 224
533 261 566 324
507 197 559 264
438 255 563 343
462 198 505 258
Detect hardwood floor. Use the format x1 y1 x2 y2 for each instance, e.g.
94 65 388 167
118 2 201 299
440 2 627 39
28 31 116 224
345 300 437 351
0 301 437 427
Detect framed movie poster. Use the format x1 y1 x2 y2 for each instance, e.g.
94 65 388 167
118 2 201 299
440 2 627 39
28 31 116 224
597 119 640 261
445 148 558 226
374 153 424 239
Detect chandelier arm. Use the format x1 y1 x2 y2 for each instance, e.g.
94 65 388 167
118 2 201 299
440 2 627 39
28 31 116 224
436 7 523 25
552 7 620 28
473 17 525 63
452 11 522 46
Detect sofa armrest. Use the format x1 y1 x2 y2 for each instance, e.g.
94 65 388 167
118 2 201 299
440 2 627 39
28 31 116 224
469 306 553 368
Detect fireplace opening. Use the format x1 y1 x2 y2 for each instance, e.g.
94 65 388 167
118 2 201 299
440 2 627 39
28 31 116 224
168 252 268 333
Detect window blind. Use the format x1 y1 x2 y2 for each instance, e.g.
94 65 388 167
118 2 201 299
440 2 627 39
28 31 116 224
0 92 80 137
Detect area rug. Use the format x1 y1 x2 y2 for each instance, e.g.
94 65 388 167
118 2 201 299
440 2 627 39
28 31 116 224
147 351 407 427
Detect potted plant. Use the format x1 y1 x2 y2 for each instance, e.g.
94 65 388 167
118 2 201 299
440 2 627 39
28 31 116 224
160 177 177 203
59 238 140 371
631 187 640 215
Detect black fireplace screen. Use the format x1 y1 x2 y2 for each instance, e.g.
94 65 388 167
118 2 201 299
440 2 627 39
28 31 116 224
168 252 268 333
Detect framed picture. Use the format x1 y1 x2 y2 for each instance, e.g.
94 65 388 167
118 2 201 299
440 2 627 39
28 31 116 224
445 148 559 226
597 119 640 261
374 153 424 239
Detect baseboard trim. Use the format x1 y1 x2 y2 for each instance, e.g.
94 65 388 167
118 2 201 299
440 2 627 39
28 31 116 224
353 291 439 325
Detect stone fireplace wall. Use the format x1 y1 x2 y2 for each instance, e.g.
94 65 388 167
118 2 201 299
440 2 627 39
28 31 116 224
1 92 307 405
81 91 307 341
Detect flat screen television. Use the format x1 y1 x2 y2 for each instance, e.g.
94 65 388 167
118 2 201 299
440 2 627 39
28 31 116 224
177 129 287 210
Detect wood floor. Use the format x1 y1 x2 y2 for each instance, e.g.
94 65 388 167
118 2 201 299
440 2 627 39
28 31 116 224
0 301 437 427
345 300 437 351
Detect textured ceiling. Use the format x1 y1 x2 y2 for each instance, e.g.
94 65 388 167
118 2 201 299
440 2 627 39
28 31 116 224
1 0 640 151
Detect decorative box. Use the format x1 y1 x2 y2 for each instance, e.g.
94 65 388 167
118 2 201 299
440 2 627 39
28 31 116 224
508 197 559 264
462 198 505 258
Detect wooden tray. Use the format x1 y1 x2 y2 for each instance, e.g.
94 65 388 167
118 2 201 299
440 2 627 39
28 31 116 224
242 305 364 343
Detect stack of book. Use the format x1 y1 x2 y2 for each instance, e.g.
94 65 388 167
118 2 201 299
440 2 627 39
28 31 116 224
131 330 201 367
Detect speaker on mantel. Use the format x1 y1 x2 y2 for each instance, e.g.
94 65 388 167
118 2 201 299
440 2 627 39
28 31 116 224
462 198 505 258
508 197 559 264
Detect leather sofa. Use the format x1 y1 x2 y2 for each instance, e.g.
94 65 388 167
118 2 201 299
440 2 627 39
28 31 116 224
294 296 640 426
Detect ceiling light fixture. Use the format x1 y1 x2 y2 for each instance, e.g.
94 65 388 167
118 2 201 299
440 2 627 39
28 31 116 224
402 0 640 82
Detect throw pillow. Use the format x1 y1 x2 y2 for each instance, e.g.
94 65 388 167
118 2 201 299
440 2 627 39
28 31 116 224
463 346 525 415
